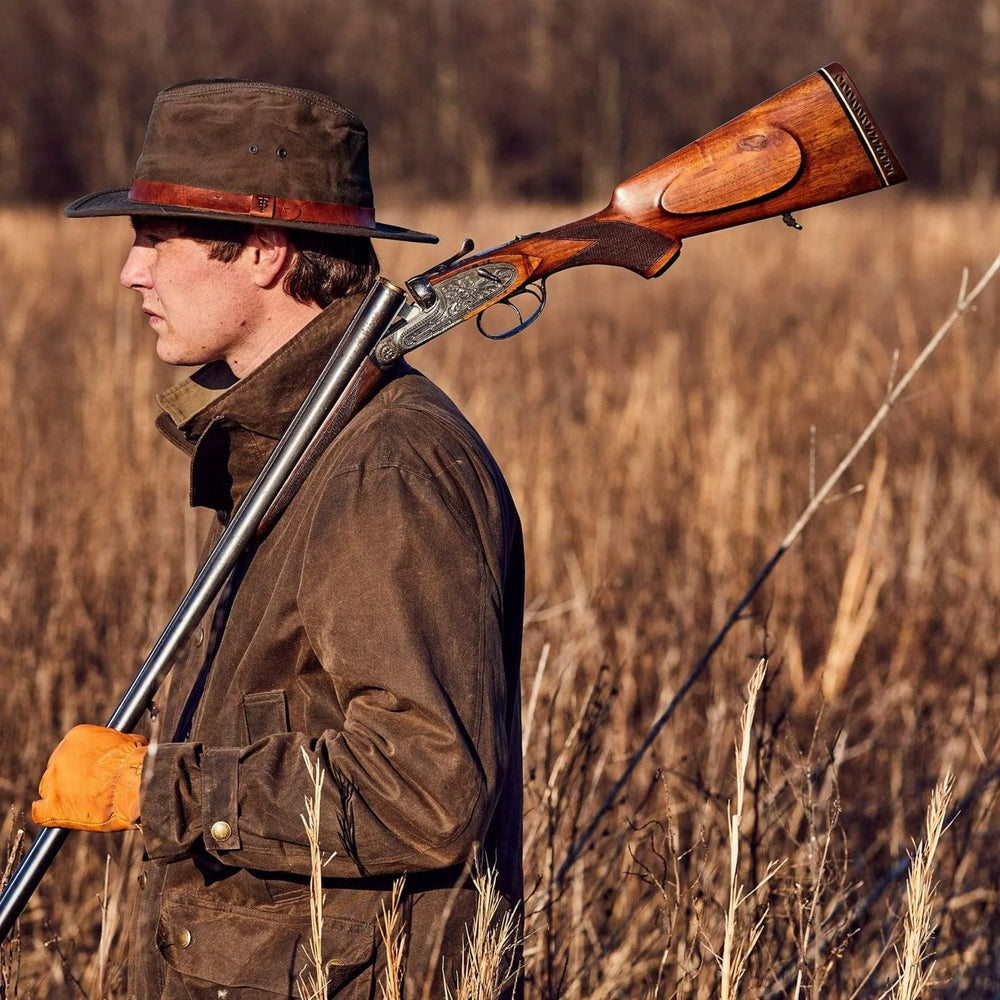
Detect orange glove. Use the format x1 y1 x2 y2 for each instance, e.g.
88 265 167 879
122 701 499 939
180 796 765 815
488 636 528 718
32 724 149 832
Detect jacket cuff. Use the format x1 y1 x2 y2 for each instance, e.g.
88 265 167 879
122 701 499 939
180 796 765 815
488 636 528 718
140 742 203 860
201 747 242 851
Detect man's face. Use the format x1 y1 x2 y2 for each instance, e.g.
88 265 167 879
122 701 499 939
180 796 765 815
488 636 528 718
120 219 259 369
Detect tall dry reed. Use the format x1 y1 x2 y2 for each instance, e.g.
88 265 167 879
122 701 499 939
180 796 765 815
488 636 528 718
1 195 999 996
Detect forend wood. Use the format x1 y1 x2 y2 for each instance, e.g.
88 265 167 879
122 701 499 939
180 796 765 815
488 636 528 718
429 62 905 299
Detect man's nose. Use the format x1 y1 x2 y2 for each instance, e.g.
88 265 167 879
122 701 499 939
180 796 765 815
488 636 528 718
120 245 152 289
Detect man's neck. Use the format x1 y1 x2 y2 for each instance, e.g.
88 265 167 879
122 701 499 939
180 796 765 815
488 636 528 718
226 298 324 378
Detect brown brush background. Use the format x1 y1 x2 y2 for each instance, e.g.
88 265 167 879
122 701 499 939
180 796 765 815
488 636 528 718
4 1 1000 996
2 0 999 203
2 195 1000 997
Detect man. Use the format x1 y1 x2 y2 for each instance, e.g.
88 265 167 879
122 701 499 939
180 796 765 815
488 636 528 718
31 79 524 1000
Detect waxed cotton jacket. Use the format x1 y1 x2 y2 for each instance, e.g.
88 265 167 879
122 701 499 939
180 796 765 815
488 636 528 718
126 294 524 1000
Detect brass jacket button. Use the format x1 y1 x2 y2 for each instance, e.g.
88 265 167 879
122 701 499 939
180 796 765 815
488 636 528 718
210 820 232 842
176 928 192 948
137 871 148 890
193 627 205 647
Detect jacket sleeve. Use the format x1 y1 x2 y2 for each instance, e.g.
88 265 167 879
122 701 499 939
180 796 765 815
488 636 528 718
139 457 513 877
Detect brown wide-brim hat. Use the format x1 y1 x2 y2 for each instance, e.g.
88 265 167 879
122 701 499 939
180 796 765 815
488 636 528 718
66 79 438 244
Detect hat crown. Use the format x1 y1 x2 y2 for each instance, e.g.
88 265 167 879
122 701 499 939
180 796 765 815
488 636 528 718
135 80 374 210
63 78 437 243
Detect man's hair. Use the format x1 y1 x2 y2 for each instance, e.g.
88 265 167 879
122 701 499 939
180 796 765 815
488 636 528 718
173 218 380 308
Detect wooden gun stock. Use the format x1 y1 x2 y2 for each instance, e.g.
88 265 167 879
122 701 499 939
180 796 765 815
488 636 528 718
428 63 905 297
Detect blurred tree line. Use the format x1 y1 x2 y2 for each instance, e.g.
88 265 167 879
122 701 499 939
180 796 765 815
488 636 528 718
1 0 998 205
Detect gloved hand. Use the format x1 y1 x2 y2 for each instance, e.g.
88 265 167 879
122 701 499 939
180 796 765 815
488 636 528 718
32 724 149 831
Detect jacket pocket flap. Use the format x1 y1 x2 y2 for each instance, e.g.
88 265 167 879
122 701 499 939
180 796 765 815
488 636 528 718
242 690 290 742
158 894 374 995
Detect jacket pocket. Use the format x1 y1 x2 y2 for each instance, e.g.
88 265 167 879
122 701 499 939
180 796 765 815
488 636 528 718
243 690 290 742
157 893 374 997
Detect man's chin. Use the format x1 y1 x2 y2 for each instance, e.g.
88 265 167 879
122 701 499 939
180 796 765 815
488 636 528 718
155 343 203 368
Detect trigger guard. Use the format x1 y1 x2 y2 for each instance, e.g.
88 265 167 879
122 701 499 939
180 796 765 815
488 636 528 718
476 281 546 341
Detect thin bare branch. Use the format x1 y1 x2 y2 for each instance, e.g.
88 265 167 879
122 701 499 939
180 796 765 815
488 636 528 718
555 251 1000 888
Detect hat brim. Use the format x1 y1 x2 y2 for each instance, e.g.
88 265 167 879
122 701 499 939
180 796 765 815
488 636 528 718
65 187 439 244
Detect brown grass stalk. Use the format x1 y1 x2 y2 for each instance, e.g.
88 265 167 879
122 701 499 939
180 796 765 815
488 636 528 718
0 828 23 1000
94 856 110 999
298 747 334 1000
720 658 782 1000
377 878 407 1000
883 771 956 1000
821 446 890 700
446 864 521 1000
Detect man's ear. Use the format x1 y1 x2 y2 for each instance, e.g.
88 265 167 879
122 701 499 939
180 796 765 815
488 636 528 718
247 226 293 288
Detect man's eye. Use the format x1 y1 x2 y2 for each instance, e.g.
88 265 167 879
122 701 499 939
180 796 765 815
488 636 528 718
135 226 170 246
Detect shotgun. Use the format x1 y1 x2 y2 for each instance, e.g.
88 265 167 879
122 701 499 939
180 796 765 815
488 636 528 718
262 62 905 531
0 62 904 939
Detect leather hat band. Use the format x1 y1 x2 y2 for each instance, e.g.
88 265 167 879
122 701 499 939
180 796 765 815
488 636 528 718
129 178 377 229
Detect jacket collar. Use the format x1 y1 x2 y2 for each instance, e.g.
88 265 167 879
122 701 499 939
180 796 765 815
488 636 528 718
156 294 364 513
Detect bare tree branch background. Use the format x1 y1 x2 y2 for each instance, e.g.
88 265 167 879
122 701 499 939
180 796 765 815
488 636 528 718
1 0 999 205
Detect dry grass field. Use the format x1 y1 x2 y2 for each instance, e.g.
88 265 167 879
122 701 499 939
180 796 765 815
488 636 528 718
1 194 999 998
